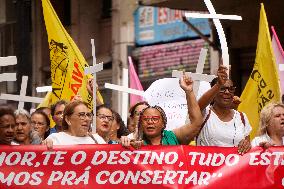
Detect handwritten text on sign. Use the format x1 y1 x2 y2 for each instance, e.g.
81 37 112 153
0 145 284 189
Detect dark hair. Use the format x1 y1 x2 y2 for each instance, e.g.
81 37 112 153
0 105 15 119
210 78 234 88
210 77 218 87
129 101 149 118
36 106 49 112
31 110 50 139
62 100 89 131
96 104 113 115
50 100 68 116
137 105 167 140
112 110 130 138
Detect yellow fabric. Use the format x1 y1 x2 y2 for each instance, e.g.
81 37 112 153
238 3 281 139
39 0 104 113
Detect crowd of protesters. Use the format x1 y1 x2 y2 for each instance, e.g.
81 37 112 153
0 66 283 151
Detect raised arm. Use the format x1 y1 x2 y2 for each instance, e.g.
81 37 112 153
173 75 203 144
87 78 103 106
198 65 228 111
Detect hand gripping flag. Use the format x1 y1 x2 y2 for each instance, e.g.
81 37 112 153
238 4 281 139
39 0 103 110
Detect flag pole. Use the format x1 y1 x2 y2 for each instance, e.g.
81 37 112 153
91 39 97 132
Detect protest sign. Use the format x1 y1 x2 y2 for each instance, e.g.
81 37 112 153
143 78 210 130
0 145 283 189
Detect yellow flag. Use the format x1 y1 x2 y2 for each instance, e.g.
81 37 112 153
39 0 103 110
238 3 281 139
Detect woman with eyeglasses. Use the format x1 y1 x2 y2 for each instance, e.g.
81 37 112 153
95 105 116 143
31 110 50 141
43 101 106 147
122 75 203 146
197 65 252 155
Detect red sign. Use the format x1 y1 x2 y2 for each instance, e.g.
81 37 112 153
0 145 283 189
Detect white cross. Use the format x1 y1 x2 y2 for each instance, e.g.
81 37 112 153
172 48 216 96
121 68 129 124
104 83 144 96
0 56 17 82
105 70 144 124
185 0 243 71
84 39 104 132
172 48 215 124
36 86 52 93
0 76 44 109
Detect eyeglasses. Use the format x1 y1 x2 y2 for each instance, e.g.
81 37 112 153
141 116 161 124
97 114 114 121
220 86 236 93
75 112 93 120
31 121 46 127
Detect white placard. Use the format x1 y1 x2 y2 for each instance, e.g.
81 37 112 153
144 78 210 130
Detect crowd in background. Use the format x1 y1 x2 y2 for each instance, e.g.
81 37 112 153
0 66 283 152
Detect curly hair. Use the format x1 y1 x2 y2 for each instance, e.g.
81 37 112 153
0 105 15 120
137 105 167 141
14 109 31 123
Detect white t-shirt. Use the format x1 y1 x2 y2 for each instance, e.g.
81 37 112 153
196 108 252 147
11 141 19 145
251 133 284 147
46 132 106 145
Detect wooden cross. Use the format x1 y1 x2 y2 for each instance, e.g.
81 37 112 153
36 86 52 93
105 70 144 124
172 48 216 96
172 48 215 124
185 0 243 70
0 76 44 109
0 56 17 82
84 39 104 131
